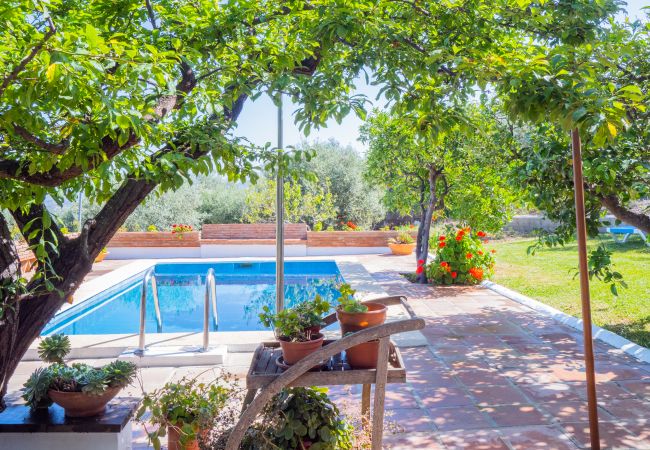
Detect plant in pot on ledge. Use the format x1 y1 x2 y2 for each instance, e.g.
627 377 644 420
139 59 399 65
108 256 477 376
387 229 416 255
336 283 387 369
22 334 137 417
138 371 238 450
259 297 330 366
243 386 353 449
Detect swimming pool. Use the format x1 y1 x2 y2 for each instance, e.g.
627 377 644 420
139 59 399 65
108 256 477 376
43 261 344 335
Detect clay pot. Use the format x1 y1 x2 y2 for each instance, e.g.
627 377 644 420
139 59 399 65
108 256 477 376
94 251 108 263
388 242 415 256
336 302 387 335
167 426 208 450
48 386 120 417
346 340 380 369
279 333 324 365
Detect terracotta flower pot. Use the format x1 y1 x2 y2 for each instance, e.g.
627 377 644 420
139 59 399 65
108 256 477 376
346 340 380 369
167 425 208 450
94 251 108 263
388 242 415 256
336 302 387 335
279 333 324 365
48 386 120 417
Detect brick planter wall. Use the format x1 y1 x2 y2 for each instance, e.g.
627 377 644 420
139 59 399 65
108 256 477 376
107 232 200 248
307 231 416 247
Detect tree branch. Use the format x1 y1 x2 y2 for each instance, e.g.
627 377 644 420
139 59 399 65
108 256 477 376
0 27 55 99
145 0 157 29
11 124 69 154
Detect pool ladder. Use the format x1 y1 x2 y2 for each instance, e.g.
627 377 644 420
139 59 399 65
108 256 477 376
135 267 218 355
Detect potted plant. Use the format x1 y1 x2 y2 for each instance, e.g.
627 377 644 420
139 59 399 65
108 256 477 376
94 247 109 263
335 284 387 369
388 230 416 255
22 334 137 417
138 373 235 450
171 223 193 239
246 387 353 449
259 299 329 366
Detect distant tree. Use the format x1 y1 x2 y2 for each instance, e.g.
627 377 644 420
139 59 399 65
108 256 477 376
243 178 336 229
361 107 517 281
295 141 385 229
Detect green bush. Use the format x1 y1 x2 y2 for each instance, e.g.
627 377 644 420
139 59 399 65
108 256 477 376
426 227 496 285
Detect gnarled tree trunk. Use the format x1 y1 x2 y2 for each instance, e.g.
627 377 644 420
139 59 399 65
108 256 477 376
599 194 650 235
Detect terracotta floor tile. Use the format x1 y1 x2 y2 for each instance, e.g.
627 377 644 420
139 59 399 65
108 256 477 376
454 368 511 387
621 380 650 398
428 406 492 431
601 398 650 420
439 429 509 449
518 383 583 403
383 432 445 449
501 425 579 449
561 421 642 449
384 408 435 433
415 386 474 409
481 404 548 427
539 401 614 423
469 384 529 406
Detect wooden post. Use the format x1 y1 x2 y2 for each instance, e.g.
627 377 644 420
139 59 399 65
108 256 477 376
371 337 390 449
361 384 371 430
571 128 600 450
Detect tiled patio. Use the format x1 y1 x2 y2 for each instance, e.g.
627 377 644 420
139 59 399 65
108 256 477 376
8 254 650 449
352 254 650 449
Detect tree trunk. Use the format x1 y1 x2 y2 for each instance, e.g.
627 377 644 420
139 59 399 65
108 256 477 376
416 167 441 284
0 94 249 410
0 214 21 410
599 194 650 235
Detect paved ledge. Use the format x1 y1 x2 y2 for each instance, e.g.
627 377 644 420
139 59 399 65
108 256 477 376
482 280 650 364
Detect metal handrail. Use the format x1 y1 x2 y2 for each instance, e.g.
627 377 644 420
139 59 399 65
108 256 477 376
203 268 218 351
136 267 162 355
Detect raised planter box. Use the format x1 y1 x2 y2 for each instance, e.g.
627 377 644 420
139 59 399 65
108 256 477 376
306 230 416 255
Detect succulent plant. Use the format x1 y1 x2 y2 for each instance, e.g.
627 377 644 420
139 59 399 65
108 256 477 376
37 334 71 364
22 368 53 410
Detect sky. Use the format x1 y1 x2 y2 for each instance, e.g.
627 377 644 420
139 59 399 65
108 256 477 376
233 0 648 154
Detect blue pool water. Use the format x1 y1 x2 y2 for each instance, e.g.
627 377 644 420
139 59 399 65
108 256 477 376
43 261 344 335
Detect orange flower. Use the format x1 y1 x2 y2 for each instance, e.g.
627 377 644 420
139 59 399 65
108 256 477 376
440 261 448 268
477 231 486 238
478 250 483 256
491 249 496 254
446 266 452 273
466 253 473 259
439 242 446 248
451 271 458 279
439 235 446 241
417 259 425 266
469 267 484 280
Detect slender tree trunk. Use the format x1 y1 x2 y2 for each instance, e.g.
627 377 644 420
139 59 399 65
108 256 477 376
416 166 441 284
599 194 650 235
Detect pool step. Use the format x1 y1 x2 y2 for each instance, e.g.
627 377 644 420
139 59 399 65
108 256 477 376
118 345 227 367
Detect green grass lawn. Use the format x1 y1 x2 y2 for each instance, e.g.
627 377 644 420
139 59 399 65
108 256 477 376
490 236 650 348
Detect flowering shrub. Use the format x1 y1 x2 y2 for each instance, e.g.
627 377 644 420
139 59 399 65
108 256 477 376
171 223 193 239
426 227 496 285
340 221 359 231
